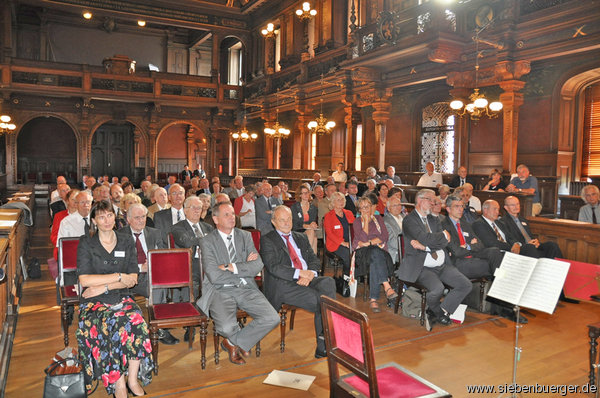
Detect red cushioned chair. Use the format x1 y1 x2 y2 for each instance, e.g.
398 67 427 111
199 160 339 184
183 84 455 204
147 249 208 373
58 237 80 347
321 295 451 398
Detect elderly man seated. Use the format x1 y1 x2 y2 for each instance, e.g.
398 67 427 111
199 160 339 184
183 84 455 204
579 184 600 224
501 196 562 259
399 189 471 331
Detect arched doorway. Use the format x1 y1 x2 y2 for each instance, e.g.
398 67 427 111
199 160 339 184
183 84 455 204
91 121 134 179
219 37 245 85
17 116 77 183
157 123 206 178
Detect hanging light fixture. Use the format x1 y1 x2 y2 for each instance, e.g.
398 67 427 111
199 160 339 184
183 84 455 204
449 31 502 121
264 92 291 139
295 2 317 20
231 110 258 143
308 74 336 135
0 114 16 135
261 23 276 38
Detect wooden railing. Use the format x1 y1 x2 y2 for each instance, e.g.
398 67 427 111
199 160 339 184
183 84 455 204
1 59 241 108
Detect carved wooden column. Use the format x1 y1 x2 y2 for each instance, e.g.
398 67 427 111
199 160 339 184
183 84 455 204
499 81 525 174
295 92 311 169
344 105 360 171
496 60 530 174
133 129 141 168
261 107 276 169
265 34 275 75
372 101 391 172
186 125 195 167
5 130 16 187
449 87 472 170
211 32 221 83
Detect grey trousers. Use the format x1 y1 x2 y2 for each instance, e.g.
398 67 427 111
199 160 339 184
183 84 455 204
210 286 280 352
416 263 472 317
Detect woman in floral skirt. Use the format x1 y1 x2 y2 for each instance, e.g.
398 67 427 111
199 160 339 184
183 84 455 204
76 200 153 397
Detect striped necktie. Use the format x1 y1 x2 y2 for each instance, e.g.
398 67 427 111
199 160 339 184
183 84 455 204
227 234 236 263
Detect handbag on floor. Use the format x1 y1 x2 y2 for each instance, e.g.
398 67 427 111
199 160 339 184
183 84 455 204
43 357 86 398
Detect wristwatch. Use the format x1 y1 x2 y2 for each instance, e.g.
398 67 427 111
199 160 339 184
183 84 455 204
117 273 121 282
104 284 109 294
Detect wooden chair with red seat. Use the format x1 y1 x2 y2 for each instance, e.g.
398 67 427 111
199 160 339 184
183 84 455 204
147 248 208 373
212 228 269 362
321 295 451 398
58 237 80 347
393 234 428 327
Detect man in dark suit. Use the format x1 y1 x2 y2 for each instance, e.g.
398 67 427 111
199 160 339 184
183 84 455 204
310 172 324 191
441 195 503 278
180 165 193 182
344 180 359 216
153 184 186 242
171 196 214 302
137 180 153 207
260 205 336 358
399 189 471 330
255 183 277 235
50 183 70 220
198 202 279 365
449 166 472 188
116 203 178 344
472 200 521 253
500 196 563 259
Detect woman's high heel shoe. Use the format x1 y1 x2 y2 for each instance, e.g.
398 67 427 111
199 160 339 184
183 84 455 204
126 384 147 396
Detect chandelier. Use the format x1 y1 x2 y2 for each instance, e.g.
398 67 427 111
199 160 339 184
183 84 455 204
449 29 502 121
295 2 317 21
231 110 258 142
261 23 276 39
308 74 335 135
264 92 290 139
0 115 16 134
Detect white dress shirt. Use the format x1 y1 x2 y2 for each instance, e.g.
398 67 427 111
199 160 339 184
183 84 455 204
170 207 184 225
417 172 443 188
56 212 89 246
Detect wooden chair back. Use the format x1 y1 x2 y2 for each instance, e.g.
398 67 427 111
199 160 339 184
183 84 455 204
148 249 193 305
58 237 79 287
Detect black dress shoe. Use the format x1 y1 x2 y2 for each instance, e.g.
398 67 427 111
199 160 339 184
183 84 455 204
158 329 179 345
183 329 195 342
314 348 327 358
126 384 147 396
437 314 452 326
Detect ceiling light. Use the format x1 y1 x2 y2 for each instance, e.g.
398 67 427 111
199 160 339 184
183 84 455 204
83 11 92 20
137 20 146 27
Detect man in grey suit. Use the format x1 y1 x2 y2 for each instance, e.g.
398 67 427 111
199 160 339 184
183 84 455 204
223 175 245 199
260 206 336 359
198 202 279 365
383 196 404 263
116 203 179 344
579 184 600 223
153 184 186 242
399 189 471 331
255 182 278 235
171 196 214 302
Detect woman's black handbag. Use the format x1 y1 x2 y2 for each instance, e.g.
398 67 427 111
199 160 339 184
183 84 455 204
334 275 350 297
43 358 87 398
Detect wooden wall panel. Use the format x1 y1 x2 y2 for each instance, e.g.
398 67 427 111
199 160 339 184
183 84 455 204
528 218 600 264
518 96 553 152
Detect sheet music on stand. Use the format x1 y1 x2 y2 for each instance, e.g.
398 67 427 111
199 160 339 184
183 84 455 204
487 252 570 313
488 252 571 398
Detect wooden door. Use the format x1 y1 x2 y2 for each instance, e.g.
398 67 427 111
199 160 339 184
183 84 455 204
91 123 133 178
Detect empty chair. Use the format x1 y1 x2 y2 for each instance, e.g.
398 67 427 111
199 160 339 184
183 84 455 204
147 249 208 373
321 295 451 398
58 237 80 346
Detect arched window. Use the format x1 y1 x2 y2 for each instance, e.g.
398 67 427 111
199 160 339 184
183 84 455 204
420 102 455 173
582 83 600 177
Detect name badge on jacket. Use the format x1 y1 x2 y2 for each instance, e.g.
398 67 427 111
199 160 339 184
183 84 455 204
114 251 125 258
334 225 341 230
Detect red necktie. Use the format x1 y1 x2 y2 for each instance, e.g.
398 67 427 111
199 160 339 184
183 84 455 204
456 222 466 246
134 232 146 265
283 234 303 270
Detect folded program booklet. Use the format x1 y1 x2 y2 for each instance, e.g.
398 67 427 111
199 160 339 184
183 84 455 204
263 369 316 391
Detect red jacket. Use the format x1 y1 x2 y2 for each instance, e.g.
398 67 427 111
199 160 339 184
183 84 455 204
51 209 70 260
234 196 253 215
323 209 355 253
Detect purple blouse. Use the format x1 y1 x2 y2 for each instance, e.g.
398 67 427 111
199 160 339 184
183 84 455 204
352 215 389 251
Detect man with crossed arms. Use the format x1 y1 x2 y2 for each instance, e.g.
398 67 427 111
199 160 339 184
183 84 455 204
198 202 279 365
260 205 336 359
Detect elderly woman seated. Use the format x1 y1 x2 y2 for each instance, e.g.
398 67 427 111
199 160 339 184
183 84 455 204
323 191 355 278
438 184 451 208
352 196 397 312
77 200 153 397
